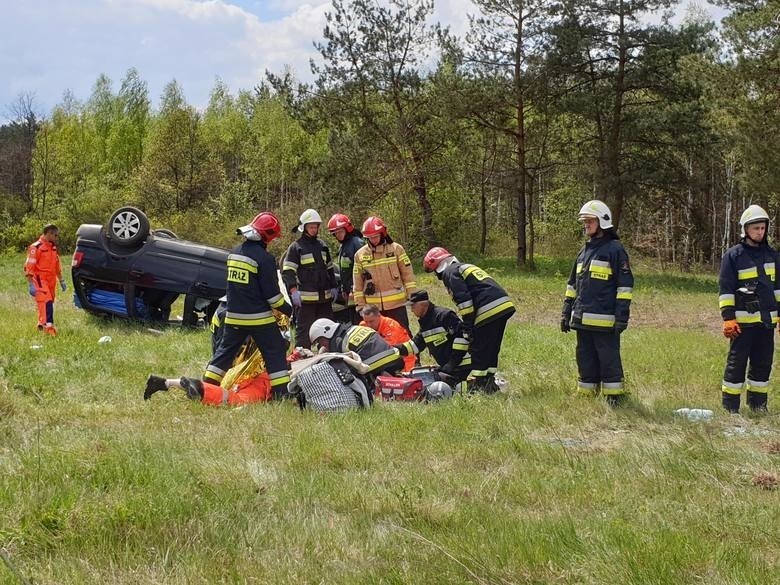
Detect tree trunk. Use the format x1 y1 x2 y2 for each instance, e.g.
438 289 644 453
605 2 627 229
411 150 438 248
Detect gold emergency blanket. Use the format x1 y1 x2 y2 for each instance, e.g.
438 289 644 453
220 310 290 389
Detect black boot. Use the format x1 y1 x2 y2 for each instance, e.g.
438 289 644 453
179 377 204 401
746 390 768 412
482 375 500 395
606 393 627 408
722 392 740 414
144 375 168 400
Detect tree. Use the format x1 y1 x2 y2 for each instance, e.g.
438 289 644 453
273 0 450 247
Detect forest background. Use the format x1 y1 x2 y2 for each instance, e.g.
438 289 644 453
0 0 777 268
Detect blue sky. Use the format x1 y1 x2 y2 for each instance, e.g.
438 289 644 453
0 0 727 123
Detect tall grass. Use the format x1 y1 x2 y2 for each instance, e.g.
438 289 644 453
1 253 778 584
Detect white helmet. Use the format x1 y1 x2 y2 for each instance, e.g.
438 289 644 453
297 208 323 232
578 200 613 230
309 318 338 343
425 381 454 401
739 204 770 238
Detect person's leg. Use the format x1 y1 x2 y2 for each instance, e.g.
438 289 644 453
746 327 773 411
251 326 291 399
295 303 317 348
722 328 752 413
203 325 247 384
594 331 625 406
575 329 600 396
471 318 507 394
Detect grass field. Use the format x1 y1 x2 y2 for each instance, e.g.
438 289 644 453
1 252 778 584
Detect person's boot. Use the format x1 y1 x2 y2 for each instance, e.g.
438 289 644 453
746 390 768 412
482 375 500 395
722 392 741 414
606 393 627 408
179 377 204 401
44 324 57 337
144 375 168 400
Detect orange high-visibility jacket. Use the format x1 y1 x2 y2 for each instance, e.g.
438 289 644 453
24 236 62 281
360 315 416 371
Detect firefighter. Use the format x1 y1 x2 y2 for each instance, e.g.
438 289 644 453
282 209 338 348
353 216 416 335
718 204 778 413
309 318 404 377
203 211 293 399
359 304 416 371
24 223 67 336
395 289 472 385
560 200 633 406
327 213 364 325
423 248 515 393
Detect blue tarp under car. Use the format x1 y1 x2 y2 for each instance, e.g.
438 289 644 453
74 289 147 318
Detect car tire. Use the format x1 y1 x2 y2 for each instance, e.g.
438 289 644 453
152 228 178 239
108 207 150 247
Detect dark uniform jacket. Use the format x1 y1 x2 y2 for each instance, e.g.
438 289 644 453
718 240 780 328
225 240 291 327
282 233 337 303
440 262 515 328
332 324 403 374
398 303 471 370
335 233 364 304
563 236 633 331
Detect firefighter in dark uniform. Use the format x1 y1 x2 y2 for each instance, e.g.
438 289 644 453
282 209 338 348
203 212 293 399
719 204 778 413
309 318 404 377
423 248 516 393
395 290 472 385
327 213 364 325
560 200 633 406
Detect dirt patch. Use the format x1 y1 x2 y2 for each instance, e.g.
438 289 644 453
751 472 778 490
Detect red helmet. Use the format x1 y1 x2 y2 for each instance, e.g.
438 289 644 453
327 213 353 233
423 246 452 273
238 211 282 243
362 216 387 238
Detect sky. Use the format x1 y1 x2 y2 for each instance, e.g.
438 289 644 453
0 0 728 123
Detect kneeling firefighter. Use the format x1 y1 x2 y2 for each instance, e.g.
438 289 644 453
560 200 633 406
309 318 404 377
719 204 778 413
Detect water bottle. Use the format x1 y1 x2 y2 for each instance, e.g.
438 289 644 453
674 408 714 421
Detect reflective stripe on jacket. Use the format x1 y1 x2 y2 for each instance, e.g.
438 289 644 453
563 236 633 332
440 262 515 327
333 324 403 374
718 241 780 328
352 241 417 310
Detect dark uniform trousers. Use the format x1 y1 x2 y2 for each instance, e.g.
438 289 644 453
205 324 290 397
470 314 510 382
723 325 773 409
296 302 335 348
333 306 361 325
575 329 624 395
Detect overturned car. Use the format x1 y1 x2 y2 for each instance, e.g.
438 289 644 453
72 206 228 327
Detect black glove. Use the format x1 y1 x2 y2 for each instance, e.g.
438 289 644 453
436 369 457 385
614 321 628 334
560 317 570 333
393 343 409 356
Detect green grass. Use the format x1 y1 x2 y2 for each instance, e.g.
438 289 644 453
1 252 779 584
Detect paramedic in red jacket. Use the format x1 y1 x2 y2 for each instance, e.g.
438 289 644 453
24 224 67 336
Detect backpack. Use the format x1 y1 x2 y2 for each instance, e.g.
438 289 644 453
290 357 372 412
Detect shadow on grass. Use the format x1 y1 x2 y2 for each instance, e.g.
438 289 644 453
82 313 207 335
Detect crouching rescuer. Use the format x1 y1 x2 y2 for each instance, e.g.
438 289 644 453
203 212 293 398
561 200 633 406
423 247 515 393
719 204 778 413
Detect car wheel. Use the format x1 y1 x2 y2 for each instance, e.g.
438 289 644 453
108 207 150 247
152 228 178 239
